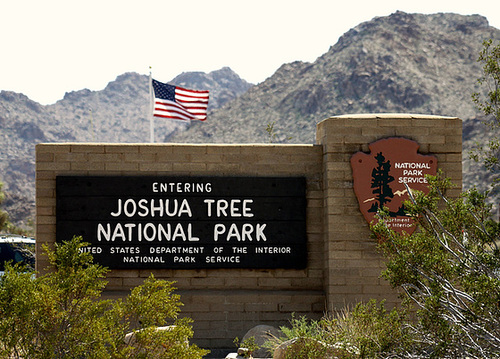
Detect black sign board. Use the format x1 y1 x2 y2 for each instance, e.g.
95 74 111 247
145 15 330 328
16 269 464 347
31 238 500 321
56 176 307 269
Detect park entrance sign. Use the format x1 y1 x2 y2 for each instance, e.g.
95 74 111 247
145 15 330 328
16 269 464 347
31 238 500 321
38 114 463 349
350 137 438 234
56 176 307 269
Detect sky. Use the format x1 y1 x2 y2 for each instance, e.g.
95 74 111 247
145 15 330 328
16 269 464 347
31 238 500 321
1 0 500 105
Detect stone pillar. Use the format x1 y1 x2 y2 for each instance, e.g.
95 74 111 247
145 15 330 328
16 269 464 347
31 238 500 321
316 114 462 311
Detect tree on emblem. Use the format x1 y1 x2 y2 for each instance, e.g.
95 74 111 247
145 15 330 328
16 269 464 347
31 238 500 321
368 152 394 213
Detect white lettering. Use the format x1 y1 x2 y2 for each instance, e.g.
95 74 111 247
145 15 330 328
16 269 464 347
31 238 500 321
137 199 148 217
123 199 136 217
256 224 267 241
403 169 423 176
177 199 193 217
109 199 192 218
241 223 254 240
112 223 126 241
213 223 225 241
255 247 291 254
394 162 431 169
124 223 136 240
150 246 204 254
151 199 164 217
97 223 111 241
217 200 229 217
110 246 140 254
204 199 215 217
230 199 241 217
205 256 241 263
143 223 156 241
152 182 212 193
243 199 254 217
226 223 240 241
212 223 267 242
204 199 254 218
123 256 165 263
398 177 428 184
110 199 122 217
96 222 199 242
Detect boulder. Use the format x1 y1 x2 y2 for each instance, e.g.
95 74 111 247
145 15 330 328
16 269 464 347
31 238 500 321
242 324 282 358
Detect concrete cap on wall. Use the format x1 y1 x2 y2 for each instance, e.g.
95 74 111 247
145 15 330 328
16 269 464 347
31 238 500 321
320 113 460 122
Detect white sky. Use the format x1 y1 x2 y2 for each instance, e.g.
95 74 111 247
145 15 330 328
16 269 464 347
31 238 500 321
1 0 500 105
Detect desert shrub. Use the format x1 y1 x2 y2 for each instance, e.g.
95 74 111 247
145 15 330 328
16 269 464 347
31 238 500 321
267 300 411 358
0 236 209 359
233 336 259 358
373 174 500 357
321 300 412 358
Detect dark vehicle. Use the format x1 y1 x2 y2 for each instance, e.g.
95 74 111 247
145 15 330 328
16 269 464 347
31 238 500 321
0 235 35 274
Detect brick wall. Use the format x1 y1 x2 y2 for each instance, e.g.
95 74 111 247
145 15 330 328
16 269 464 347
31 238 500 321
35 114 462 349
317 114 462 310
36 143 325 349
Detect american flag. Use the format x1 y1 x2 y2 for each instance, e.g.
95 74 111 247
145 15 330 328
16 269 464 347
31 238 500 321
152 79 209 121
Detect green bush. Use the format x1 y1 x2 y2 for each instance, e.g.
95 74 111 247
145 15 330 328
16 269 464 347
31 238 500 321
276 315 332 358
372 174 500 357
267 300 411 358
233 336 259 358
0 236 209 359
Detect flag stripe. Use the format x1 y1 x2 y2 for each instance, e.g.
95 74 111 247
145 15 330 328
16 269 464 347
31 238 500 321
155 109 194 122
152 79 209 122
154 100 205 121
154 103 194 121
154 108 197 122
156 105 205 117
176 91 209 99
176 87 209 96
176 99 208 107
177 98 209 105
154 105 207 121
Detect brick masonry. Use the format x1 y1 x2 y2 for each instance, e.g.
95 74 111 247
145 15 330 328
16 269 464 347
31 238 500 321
35 114 462 349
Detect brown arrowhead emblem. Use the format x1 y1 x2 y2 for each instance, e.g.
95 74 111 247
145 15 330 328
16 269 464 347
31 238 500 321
350 137 437 234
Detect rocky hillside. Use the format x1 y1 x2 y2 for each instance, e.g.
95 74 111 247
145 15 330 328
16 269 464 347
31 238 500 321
1 11 500 227
0 68 252 227
170 11 500 209
172 11 498 144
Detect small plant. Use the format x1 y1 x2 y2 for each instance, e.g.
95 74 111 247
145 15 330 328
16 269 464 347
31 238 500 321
0 182 10 231
266 121 278 143
233 336 259 358
265 121 293 143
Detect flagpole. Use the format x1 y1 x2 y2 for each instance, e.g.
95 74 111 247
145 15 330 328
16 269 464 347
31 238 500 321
149 67 154 143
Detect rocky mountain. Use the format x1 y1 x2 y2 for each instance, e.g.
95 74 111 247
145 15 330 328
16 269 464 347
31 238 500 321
171 12 498 144
0 68 252 227
1 11 500 228
171 67 254 110
169 11 500 209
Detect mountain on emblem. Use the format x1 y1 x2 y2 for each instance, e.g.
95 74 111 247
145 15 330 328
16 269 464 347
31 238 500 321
350 138 437 234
